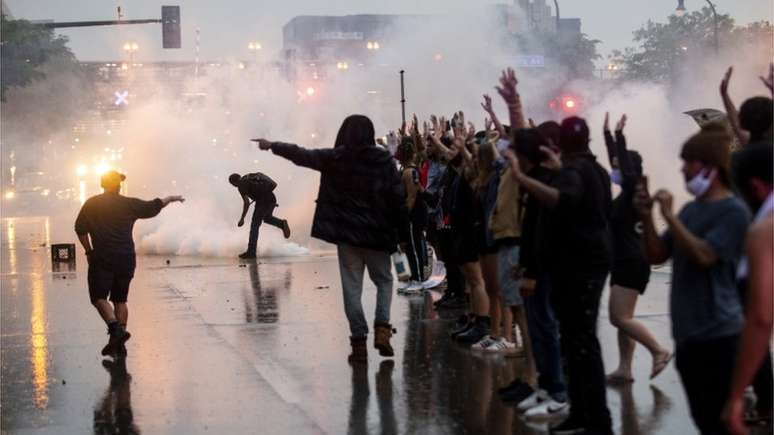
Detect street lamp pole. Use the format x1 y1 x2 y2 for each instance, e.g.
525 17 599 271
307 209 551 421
553 0 560 32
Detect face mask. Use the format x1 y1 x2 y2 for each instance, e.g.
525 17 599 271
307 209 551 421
686 168 716 197
610 169 622 186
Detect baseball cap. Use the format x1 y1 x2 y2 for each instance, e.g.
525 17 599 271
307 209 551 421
101 170 126 188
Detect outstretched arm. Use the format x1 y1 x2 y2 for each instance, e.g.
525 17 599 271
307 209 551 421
254 138 334 172
603 112 616 167
481 94 507 138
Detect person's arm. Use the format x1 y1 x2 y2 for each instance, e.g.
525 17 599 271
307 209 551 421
634 176 671 264
495 68 527 129
653 190 719 268
614 116 638 192
503 150 560 208
402 169 419 210
719 67 750 146
724 217 774 435
254 139 334 172
481 94 507 138
603 112 616 167
237 194 251 227
761 62 773 97
131 196 183 220
74 204 95 258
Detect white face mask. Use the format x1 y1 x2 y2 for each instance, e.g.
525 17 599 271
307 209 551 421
686 168 716 197
610 169 622 186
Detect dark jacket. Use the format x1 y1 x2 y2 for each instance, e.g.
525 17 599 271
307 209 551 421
270 141 408 253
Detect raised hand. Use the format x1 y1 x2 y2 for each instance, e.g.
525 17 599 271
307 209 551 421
496 67 519 105
633 176 653 217
720 66 733 98
615 114 627 132
654 189 674 220
603 112 610 132
481 94 494 114
761 62 774 96
540 146 562 170
484 117 493 132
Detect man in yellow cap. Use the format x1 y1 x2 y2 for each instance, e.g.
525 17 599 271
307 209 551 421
75 170 184 357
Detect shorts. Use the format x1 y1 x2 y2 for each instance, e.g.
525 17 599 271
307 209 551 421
439 229 479 265
610 260 651 294
87 253 136 304
498 243 523 306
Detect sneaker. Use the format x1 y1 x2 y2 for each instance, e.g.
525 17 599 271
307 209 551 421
281 220 291 239
436 294 467 309
518 389 548 412
471 335 498 351
101 327 131 357
238 251 257 259
455 317 490 344
401 281 424 295
550 414 586 434
500 382 535 404
484 338 517 355
498 378 528 396
449 315 473 339
525 398 570 420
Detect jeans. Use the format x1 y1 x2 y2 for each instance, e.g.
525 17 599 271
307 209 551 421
551 273 612 434
337 244 394 339
524 273 567 401
675 334 739 435
247 199 283 254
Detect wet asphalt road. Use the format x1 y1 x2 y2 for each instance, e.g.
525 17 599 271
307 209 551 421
0 216 736 434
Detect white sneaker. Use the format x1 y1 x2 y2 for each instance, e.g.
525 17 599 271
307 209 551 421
401 281 424 295
484 338 517 355
517 389 548 412
471 335 498 351
524 398 569 420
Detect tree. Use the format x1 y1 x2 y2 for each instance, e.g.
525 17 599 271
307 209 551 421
0 15 79 100
610 7 772 83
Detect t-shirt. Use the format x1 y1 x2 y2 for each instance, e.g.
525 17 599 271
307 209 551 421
662 196 750 345
237 172 277 203
75 193 163 259
543 153 613 278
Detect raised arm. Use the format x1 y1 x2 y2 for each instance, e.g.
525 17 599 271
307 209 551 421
613 115 639 192
719 67 750 146
654 189 720 268
495 68 527 130
603 112 616 167
481 94 507 138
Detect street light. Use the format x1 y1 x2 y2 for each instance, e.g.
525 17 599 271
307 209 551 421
366 41 380 50
123 42 139 64
247 41 262 69
675 0 719 53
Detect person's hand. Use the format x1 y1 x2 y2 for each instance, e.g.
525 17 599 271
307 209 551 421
412 113 419 133
252 138 273 150
540 146 562 170
720 66 733 98
634 176 654 217
496 68 519 105
481 94 494 114
653 189 674 220
503 149 524 181
85 249 95 265
467 122 476 140
520 278 536 298
615 114 627 133
603 112 610 132
162 195 185 206
484 117 493 132
238 219 245 227
761 62 774 96
528 118 536 128
722 397 748 435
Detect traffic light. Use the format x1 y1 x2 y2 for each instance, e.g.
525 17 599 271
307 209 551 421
162 6 181 49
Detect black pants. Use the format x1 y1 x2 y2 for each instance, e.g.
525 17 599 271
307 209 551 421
754 348 773 416
247 197 283 254
550 273 612 434
445 262 465 298
676 335 739 435
405 209 428 282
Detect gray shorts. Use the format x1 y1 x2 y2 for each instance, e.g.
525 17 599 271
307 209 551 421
498 244 523 306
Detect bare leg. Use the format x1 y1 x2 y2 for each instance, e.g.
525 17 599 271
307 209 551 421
608 285 671 382
480 255 500 337
114 303 128 327
461 262 488 317
93 299 117 324
513 305 537 386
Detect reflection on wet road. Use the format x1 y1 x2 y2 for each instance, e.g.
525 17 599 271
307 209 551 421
1 216 754 434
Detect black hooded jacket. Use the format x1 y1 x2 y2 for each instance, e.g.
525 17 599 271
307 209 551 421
270 141 409 253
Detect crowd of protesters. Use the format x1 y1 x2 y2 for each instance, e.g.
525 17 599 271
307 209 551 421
249 63 774 435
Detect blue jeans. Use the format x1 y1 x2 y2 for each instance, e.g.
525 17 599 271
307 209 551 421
337 244 393 339
524 273 567 401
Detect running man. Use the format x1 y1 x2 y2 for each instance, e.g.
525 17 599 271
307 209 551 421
75 170 184 357
229 172 291 259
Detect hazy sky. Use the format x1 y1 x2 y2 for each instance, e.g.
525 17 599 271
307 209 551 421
5 0 773 63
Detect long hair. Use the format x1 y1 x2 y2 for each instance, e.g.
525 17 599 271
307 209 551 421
334 114 376 148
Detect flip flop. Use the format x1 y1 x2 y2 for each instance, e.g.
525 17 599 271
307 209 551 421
606 373 634 385
650 352 673 380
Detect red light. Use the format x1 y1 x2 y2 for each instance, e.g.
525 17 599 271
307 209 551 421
565 99 576 109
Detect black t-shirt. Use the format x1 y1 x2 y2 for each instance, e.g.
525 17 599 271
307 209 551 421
611 188 646 265
75 193 163 258
542 153 613 278
238 173 277 203
520 165 555 279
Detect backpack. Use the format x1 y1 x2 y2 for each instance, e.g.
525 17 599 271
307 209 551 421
242 172 277 198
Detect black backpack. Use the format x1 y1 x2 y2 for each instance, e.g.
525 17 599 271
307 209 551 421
242 172 277 198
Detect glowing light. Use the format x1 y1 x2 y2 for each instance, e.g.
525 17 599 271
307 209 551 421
306 87 316 96
336 62 349 70
238 62 245 69
565 99 576 109
434 53 443 61
367 42 374 50
106 129 112 135
30 265 49 409
95 162 111 176
76 164 88 177
5 190 15 200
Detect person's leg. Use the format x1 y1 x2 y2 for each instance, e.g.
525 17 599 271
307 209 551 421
513 304 537 384
553 276 612 433
753 348 774 418
607 287 636 382
337 244 368 339
405 221 422 282
89 264 117 323
93 299 117 323
528 274 567 400
461 261 488 316
480 254 501 338
114 303 128 326
365 249 396 357
246 205 261 255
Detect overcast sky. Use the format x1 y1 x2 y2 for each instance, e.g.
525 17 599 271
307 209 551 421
5 0 773 63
